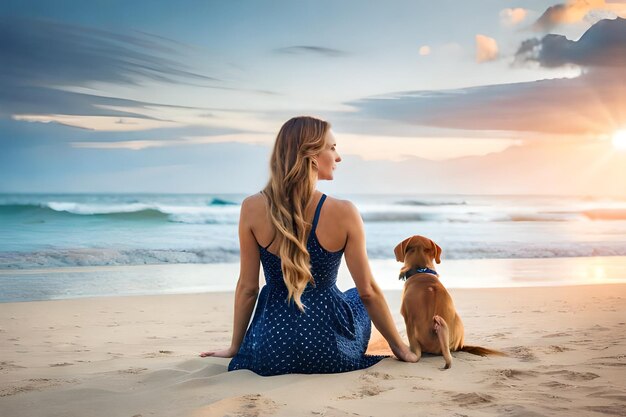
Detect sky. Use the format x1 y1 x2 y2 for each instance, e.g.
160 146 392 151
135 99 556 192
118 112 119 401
1 0 625 196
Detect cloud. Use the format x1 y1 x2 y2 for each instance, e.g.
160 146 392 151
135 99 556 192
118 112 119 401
532 0 626 32
69 133 273 150
419 45 431 56
273 45 348 57
500 8 528 26
346 18 626 137
334 134 520 161
0 17 216 86
516 17 626 67
0 17 226 119
12 114 180 131
475 34 499 63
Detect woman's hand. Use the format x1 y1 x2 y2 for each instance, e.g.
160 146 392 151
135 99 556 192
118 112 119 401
199 346 237 358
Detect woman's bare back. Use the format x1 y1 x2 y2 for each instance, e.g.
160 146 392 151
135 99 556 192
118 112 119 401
246 191 351 256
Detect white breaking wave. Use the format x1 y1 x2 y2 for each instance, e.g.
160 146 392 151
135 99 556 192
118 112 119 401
2 241 625 269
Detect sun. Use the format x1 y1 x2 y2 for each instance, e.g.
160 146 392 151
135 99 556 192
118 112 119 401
613 129 626 150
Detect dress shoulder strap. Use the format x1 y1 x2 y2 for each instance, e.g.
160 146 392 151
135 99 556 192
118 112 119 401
311 194 327 233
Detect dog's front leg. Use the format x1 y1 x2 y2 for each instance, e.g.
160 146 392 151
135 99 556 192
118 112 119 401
404 317 422 362
409 338 422 362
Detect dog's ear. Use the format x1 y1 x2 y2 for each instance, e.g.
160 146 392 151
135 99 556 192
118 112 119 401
432 240 442 264
394 236 414 262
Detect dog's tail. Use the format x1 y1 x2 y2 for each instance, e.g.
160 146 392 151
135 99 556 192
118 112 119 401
459 345 507 357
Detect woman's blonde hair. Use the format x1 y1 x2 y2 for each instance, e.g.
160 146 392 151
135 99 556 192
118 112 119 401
261 116 330 312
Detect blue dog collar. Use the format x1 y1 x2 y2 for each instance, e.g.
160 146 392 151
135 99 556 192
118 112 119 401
399 267 439 281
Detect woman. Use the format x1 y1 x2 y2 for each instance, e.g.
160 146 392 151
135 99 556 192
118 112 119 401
200 116 417 376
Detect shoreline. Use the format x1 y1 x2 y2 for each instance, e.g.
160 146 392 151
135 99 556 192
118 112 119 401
1 255 625 303
2 280 626 305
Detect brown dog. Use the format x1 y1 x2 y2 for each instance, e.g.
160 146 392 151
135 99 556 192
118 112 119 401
395 235 503 369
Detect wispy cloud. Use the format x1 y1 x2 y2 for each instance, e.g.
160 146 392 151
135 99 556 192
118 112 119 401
500 8 528 26
0 17 237 120
69 133 273 150
273 45 348 57
12 114 180 131
0 17 216 85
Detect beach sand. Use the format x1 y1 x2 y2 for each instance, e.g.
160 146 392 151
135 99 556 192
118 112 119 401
1 284 625 417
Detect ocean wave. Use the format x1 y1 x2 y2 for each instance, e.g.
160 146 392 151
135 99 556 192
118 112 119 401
394 199 467 206
368 242 626 260
0 203 240 224
2 202 626 225
360 211 591 223
583 209 626 221
2 242 625 269
208 198 238 206
0 247 241 269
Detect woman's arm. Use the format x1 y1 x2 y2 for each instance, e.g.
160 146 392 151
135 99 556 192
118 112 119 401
342 202 418 363
200 197 261 358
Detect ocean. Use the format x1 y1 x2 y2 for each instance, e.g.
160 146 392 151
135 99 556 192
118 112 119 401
1 193 625 302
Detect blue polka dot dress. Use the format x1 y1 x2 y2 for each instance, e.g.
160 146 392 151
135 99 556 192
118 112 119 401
228 194 388 376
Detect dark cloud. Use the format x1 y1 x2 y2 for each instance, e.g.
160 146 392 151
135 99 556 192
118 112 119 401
517 17 626 67
273 45 348 57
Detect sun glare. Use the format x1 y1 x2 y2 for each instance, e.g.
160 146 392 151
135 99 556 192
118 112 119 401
613 129 626 150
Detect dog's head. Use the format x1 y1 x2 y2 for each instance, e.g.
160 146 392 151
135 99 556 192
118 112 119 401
394 235 442 265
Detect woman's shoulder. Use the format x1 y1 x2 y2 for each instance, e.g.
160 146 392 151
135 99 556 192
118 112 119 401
241 192 359 219
322 195 360 220
240 192 267 215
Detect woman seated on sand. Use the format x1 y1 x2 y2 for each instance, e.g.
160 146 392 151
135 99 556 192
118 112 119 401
200 116 417 376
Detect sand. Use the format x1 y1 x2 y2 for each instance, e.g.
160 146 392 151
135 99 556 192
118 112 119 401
1 284 625 417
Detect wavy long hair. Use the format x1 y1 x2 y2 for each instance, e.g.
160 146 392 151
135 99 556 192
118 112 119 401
261 116 330 312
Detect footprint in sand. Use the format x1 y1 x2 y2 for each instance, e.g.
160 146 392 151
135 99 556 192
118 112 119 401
492 368 539 381
539 380 573 389
588 355 626 368
542 332 572 338
0 361 26 371
545 370 600 381
0 378 78 397
544 345 574 354
49 362 73 367
503 346 538 362
337 384 389 399
584 405 626 416
451 392 494 407
314 406 358 416
363 370 393 380
337 371 393 399
118 367 148 374
189 394 282 417
142 350 174 358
